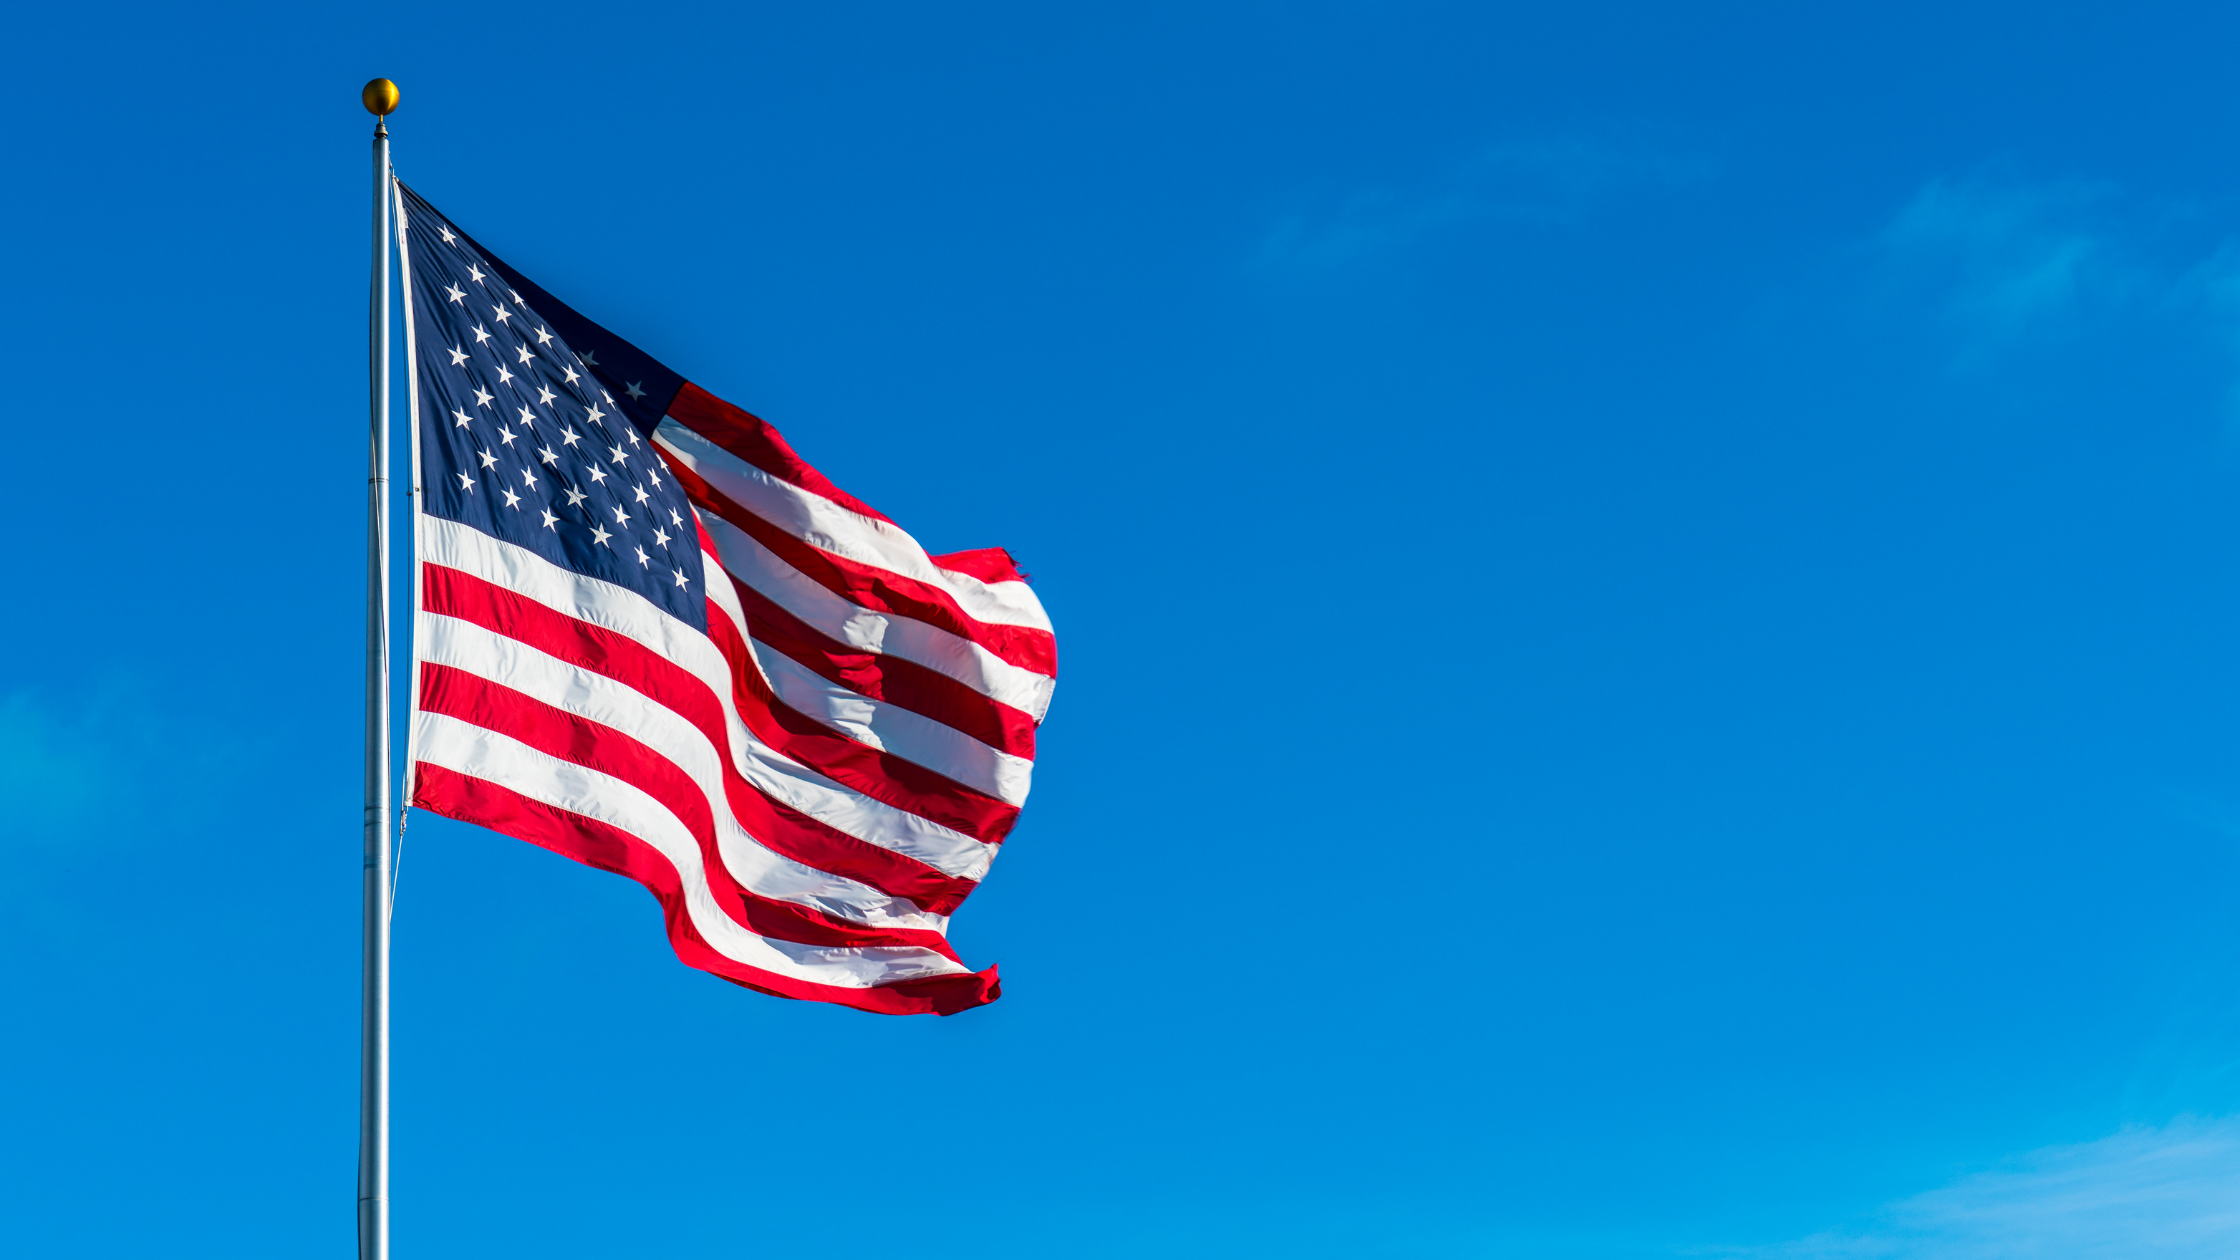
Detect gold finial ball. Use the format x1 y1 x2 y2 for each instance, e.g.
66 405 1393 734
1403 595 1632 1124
362 78 400 117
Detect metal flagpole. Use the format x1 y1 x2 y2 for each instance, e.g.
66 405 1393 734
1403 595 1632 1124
360 76 399 1260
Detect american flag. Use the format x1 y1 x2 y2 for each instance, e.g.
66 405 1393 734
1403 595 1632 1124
394 182 1055 1015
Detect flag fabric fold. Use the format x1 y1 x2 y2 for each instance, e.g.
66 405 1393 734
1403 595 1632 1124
393 181 1054 1015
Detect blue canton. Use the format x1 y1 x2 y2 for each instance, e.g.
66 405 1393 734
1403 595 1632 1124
399 187 706 630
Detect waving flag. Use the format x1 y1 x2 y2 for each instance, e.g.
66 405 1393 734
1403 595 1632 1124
394 183 1055 1015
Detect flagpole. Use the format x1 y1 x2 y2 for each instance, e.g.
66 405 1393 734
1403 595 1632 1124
361 76 399 1260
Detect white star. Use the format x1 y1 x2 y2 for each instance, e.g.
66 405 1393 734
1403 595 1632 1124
563 365 581 385
438 225 457 244
625 381 646 399
497 427 517 446
611 505 630 525
585 404 605 425
491 304 513 325
564 486 588 507
669 508 684 527
601 390 614 404
632 484 651 504
536 385 557 406
516 344 535 366
456 471 475 492
672 568 689 588
522 467 539 489
625 428 641 447
516 405 536 427
447 343 469 366
590 524 613 547
494 364 514 386
647 466 661 487
477 449 498 469
653 527 671 547
472 386 494 408
467 263 485 285
607 444 630 465
451 407 472 429
586 465 608 484
444 284 465 305
537 445 559 466
501 488 521 509
534 326 554 346
582 350 600 365
634 545 651 568
560 428 581 447
539 508 558 530
471 324 492 345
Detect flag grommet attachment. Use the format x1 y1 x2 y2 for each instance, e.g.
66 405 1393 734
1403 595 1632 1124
362 78 399 117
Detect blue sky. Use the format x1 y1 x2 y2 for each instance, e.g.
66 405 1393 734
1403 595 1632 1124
10 1 2240 1255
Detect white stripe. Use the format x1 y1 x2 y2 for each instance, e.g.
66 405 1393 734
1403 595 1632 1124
655 420 1054 634
420 514 702 669
751 638 1035 806
422 516 1001 877
704 513 1055 721
412 711 968 987
419 613 958 929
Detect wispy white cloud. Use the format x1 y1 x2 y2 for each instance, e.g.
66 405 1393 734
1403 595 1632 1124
1718 1118 2240 1259
1874 177 2136 349
0 689 115 829
1256 136 1709 275
2176 241 2240 424
1850 172 2240 431
0 681 235 842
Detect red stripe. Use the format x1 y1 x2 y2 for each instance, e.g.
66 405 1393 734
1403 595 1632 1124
422 563 993 909
663 450 1059 677
928 546 1029 585
667 382 898 525
410 763 1001 1015
702 597 1024 843
419 662 961 960
730 573 1038 759
670 386 1037 589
